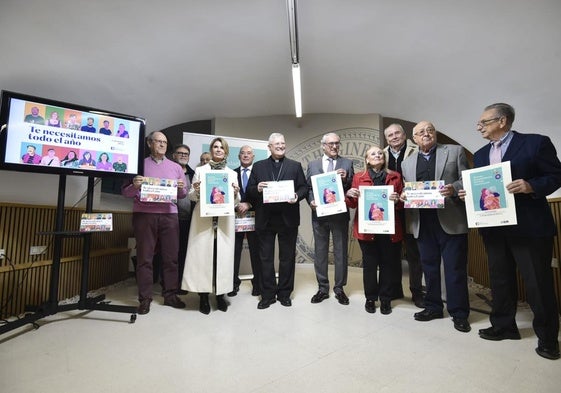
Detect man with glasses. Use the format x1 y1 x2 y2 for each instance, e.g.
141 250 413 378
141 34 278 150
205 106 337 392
172 144 195 294
122 131 189 315
246 133 308 309
383 123 424 308
462 103 561 360
306 132 354 305
400 121 471 333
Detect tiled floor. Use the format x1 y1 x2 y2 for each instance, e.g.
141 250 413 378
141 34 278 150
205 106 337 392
1 264 560 393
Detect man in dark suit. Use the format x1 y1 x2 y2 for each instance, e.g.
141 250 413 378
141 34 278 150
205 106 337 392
246 132 308 309
306 132 354 305
401 121 471 333
229 145 262 297
468 103 561 360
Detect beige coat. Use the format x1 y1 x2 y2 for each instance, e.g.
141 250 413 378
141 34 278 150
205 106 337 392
181 164 239 295
383 139 418 169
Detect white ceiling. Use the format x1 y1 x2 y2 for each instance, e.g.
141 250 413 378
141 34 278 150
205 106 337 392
1 0 560 154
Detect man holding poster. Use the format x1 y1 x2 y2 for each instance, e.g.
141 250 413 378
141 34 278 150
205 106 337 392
465 103 561 360
246 132 308 309
306 132 354 305
401 121 471 333
230 145 262 297
122 131 188 315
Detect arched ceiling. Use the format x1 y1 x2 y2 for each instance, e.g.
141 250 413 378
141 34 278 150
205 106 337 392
1 0 560 154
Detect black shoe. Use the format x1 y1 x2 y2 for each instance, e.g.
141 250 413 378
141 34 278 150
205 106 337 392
478 326 521 341
177 289 189 295
412 294 425 308
199 294 211 315
216 295 228 312
163 295 186 309
137 299 151 315
365 300 376 314
257 298 276 309
227 286 239 297
278 297 292 307
311 291 329 304
335 290 350 305
380 300 392 315
414 309 444 321
535 341 560 360
452 317 471 333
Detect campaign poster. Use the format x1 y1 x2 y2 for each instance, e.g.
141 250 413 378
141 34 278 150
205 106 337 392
357 185 395 234
200 170 235 216
311 171 347 217
462 161 517 228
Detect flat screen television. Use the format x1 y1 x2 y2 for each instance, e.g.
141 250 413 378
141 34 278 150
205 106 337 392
0 90 145 178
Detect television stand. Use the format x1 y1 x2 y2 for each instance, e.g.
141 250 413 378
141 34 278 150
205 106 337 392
0 175 137 335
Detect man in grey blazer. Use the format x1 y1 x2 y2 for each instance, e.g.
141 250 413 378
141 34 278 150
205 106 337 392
383 123 424 308
400 121 471 333
306 132 355 305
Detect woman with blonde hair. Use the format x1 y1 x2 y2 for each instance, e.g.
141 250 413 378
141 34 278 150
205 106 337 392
182 137 240 314
345 145 403 315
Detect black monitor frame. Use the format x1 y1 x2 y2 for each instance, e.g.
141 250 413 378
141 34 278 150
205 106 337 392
0 90 145 178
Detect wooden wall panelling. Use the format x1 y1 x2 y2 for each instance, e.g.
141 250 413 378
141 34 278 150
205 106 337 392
0 203 133 319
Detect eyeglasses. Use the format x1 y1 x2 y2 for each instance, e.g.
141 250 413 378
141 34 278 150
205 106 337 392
152 139 168 145
477 117 501 128
324 142 340 147
414 128 435 136
175 152 189 156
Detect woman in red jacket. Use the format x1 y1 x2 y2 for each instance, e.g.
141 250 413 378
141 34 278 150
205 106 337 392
345 145 403 315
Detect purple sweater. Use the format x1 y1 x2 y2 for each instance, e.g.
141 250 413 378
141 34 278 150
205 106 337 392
122 156 188 214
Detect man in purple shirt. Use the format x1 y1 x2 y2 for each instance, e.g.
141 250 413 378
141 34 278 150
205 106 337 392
21 145 41 164
122 131 189 315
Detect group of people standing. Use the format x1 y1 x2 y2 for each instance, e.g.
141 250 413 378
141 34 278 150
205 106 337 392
123 102 561 361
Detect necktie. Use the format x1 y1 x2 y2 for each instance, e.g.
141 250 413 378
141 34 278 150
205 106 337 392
489 141 502 164
242 168 248 192
327 158 334 172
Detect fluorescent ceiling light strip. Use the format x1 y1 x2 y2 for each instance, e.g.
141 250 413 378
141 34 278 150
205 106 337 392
292 63 302 118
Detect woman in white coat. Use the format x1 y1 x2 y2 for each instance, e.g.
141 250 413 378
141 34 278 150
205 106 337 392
182 137 240 314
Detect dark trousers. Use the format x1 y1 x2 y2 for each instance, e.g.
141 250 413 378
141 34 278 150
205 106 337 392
358 236 401 301
404 233 423 296
177 217 191 288
133 213 179 301
417 211 469 318
233 230 262 292
395 210 423 297
258 226 298 300
484 235 559 346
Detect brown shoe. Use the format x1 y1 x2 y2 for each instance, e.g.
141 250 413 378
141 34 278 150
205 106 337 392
164 295 186 309
138 299 152 315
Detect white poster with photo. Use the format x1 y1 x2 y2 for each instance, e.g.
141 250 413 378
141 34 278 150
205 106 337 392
235 211 256 232
79 213 113 232
200 170 235 216
140 177 178 203
462 161 517 228
357 185 394 234
403 180 445 208
311 171 347 217
263 180 295 203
